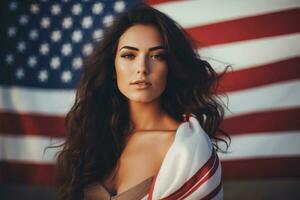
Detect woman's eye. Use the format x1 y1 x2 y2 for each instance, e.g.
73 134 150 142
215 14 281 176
151 54 165 60
121 54 135 59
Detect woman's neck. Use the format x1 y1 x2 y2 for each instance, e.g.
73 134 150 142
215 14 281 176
128 98 166 131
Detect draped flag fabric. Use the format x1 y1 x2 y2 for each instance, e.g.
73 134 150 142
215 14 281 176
1 0 300 195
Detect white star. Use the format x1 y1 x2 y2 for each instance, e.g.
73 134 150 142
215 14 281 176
114 1 126 13
38 69 48 82
72 30 83 43
16 68 25 79
29 29 39 40
51 4 61 15
50 56 61 70
5 53 14 64
28 56 37 67
40 43 50 55
72 57 83 70
62 17 73 29
41 17 51 29
61 43 72 56
7 26 17 38
61 70 72 83
82 16 93 29
17 41 26 53
30 4 40 14
82 43 93 56
19 15 29 25
92 3 103 15
102 15 114 27
72 4 82 15
51 30 62 42
9 1 18 11
93 29 103 41
62 0 70 2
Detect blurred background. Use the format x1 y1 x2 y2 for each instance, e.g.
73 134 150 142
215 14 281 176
0 0 300 199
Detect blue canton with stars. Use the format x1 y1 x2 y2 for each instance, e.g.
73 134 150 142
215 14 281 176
0 0 139 89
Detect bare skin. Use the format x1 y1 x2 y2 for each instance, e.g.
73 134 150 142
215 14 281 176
103 124 180 195
102 24 182 195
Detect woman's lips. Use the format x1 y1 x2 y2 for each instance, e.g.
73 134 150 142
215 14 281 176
131 82 151 89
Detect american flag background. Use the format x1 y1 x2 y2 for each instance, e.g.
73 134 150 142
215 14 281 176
0 0 300 199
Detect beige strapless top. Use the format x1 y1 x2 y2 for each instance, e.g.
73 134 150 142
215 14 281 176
84 176 154 200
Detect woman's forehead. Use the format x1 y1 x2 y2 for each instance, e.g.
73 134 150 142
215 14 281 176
117 24 164 50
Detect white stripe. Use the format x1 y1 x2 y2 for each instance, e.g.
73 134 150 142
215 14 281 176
154 0 300 28
0 86 75 115
184 157 222 200
223 79 300 117
1 79 300 117
1 131 300 167
199 33 300 73
218 131 300 160
0 134 63 164
152 117 213 198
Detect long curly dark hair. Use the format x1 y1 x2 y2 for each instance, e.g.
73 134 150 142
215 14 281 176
54 3 230 200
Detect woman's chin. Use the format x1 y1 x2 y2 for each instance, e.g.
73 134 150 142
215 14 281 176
127 95 160 104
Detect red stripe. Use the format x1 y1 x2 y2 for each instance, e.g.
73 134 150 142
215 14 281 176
178 154 220 200
161 150 216 200
201 182 222 200
1 157 300 185
187 8 300 47
148 150 215 200
221 108 300 135
0 111 66 137
2 108 298 137
0 161 55 185
217 57 300 93
148 174 157 200
222 156 300 180
145 0 178 5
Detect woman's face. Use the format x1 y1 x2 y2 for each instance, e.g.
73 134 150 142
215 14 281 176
114 24 168 103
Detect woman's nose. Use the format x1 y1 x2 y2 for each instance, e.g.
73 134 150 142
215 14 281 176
136 56 149 75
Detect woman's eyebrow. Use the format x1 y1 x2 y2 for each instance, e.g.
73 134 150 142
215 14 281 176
119 45 165 52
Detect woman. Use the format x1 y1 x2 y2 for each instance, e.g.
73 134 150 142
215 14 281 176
55 3 230 200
